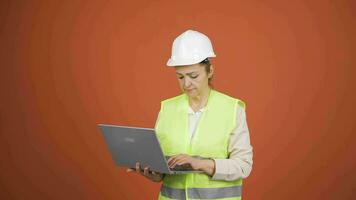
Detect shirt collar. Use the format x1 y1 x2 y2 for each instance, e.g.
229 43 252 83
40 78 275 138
188 106 205 114
177 89 215 113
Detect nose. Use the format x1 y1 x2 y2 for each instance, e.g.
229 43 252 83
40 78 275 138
183 77 191 88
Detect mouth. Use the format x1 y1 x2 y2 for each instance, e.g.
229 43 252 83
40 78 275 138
185 88 195 93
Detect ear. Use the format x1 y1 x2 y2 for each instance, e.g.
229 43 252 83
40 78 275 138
208 65 214 78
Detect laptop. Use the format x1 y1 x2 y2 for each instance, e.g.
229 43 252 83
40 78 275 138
98 124 203 174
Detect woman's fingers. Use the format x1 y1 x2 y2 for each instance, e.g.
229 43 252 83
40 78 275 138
143 167 150 176
128 163 162 182
168 154 197 169
170 158 181 168
167 155 178 164
169 157 181 168
174 159 189 167
126 163 163 182
169 155 191 168
135 162 141 173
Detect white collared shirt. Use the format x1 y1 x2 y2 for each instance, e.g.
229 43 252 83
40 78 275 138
187 106 204 142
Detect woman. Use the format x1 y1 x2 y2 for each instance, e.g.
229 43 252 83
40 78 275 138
128 30 253 200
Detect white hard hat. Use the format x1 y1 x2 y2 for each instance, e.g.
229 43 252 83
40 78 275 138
167 30 216 67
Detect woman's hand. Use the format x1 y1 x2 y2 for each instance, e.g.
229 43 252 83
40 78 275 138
167 154 215 176
126 162 164 182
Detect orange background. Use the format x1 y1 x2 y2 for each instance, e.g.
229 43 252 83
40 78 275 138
1 0 355 199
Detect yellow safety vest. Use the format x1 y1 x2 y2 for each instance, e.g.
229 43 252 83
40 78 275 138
156 90 245 200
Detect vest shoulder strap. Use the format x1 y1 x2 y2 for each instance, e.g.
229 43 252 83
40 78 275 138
237 99 246 109
213 90 246 110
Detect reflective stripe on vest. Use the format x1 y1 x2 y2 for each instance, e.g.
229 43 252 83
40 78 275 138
161 185 242 199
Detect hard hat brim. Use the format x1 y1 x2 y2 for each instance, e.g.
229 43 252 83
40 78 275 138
166 54 216 67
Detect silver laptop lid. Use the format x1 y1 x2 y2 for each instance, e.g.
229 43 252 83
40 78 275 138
98 124 172 174
98 124 204 174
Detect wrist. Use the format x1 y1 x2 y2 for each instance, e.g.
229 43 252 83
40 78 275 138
199 159 215 176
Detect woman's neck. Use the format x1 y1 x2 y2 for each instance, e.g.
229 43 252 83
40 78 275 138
189 87 211 111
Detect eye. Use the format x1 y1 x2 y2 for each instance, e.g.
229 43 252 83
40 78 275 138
177 76 184 79
190 75 199 79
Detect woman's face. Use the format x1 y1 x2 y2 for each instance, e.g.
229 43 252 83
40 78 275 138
175 63 213 98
